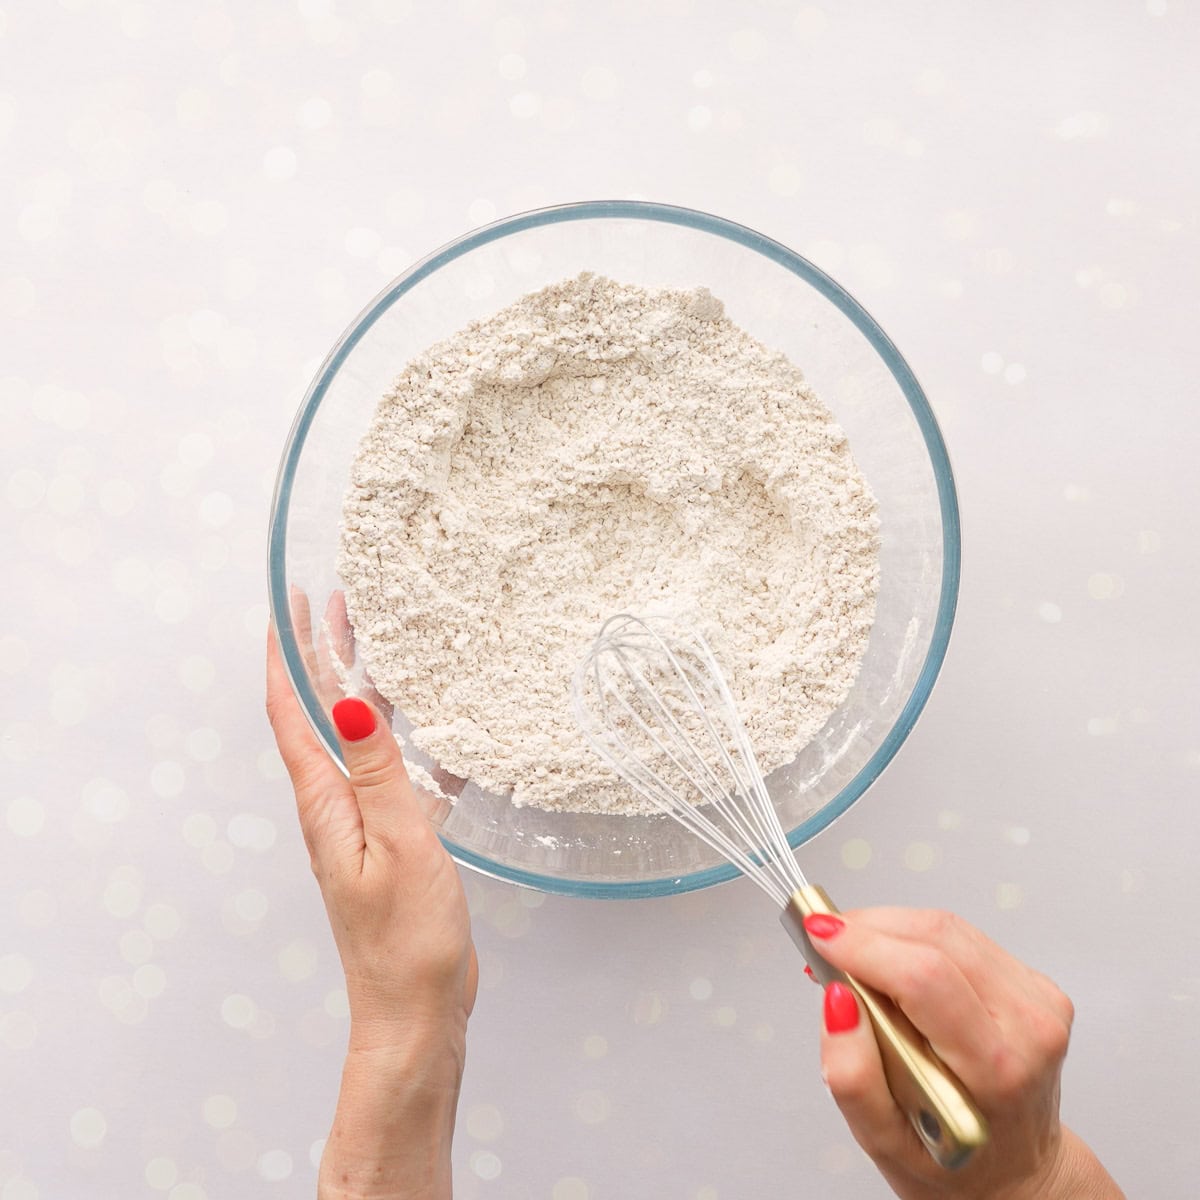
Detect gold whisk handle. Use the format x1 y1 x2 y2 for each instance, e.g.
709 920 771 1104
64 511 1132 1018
781 885 989 1171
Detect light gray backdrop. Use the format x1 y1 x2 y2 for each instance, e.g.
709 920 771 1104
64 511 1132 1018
2 1 1196 1196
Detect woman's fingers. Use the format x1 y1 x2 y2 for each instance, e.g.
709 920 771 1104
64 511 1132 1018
840 908 1076 1048
806 913 1006 1098
820 983 917 1165
330 696 424 850
266 623 341 793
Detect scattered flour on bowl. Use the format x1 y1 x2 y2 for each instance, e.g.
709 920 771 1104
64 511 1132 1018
338 273 879 814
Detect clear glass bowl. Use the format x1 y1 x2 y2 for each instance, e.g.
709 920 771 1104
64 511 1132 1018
268 200 959 898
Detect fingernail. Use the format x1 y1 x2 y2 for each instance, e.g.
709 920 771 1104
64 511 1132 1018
823 982 859 1034
803 964 817 983
332 697 376 742
803 913 845 939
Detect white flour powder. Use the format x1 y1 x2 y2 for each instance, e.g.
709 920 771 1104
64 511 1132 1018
339 274 879 814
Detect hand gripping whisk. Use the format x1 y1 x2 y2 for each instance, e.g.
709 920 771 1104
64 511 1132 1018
571 614 988 1170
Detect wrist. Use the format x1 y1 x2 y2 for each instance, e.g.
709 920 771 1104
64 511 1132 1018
319 1028 466 1200
1036 1127 1126 1200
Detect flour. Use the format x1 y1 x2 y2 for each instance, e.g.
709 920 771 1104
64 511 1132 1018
338 273 880 815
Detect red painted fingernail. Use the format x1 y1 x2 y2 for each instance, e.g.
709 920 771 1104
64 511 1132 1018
804 913 845 939
332 697 376 742
824 982 859 1034
803 964 816 982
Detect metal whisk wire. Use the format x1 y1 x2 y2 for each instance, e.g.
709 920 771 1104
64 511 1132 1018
572 614 807 906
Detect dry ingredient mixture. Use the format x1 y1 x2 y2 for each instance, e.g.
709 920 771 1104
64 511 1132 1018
339 273 880 815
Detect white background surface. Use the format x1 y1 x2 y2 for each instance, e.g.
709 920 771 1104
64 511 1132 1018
3 2 1198 1196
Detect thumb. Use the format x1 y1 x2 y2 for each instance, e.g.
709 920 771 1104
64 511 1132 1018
331 696 420 844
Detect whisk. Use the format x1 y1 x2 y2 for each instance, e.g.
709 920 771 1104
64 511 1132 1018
572 613 988 1170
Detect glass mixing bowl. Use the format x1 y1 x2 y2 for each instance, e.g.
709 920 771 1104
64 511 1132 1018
268 200 959 898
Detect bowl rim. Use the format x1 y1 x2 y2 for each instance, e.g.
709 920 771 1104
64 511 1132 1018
268 198 961 899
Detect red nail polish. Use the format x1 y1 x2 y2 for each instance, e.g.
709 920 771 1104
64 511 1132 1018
332 697 376 742
803 964 816 980
824 982 859 1034
804 913 845 939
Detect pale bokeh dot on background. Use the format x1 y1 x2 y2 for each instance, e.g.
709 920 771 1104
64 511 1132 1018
103 867 144 919
552 1177 590 1200
120 930 154 965
184 727 221 761
1087 716 1118 737
981 350 1004 374
309 1139 326 1168
166 1184 208 1200
257 1150 293 1182
83 778 130 823
1087 571 1124 600
840 837 872 870
69 1107 107 1149
198 491 233 527
509 90 541 119
687 104 712 132
0 954 33 994
573 1089 611 1125
262 145 297 181
467 198 497 226
216 1129 256 1173
729 27 768 61
695 1187 719 1200
903 841 939 872
997 882 1024 910
497 52 525 80
227 813 277 852
177 431 213 468
0 633 32 674
234 887 270 923
133 964 167 999
201 841 235 874
1004 826 1032 846
220 993 256 1030
324 988 350 1019
0 1009 38 1050
144 1156 178 1190
201 1094 237 1129
144 903 182 941
344 226 382 258
580 65 621 102
98 975 149 1025
688 976 713 1001
1 1178 40 1200
714 1005 737 1028
297 96 333 130
464 1103 504 1142
19 889 57 928
277 940 318 983
470 1151 502 1181
150 761 185 798
632 989 667 1026
6 467 45 509
1038 601 1063 623
182 811 217 848
6 795 46 837
767 163 803 196
582 1033 608 1059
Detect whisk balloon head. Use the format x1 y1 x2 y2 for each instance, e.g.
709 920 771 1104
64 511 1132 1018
572 614 806 904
